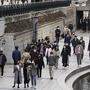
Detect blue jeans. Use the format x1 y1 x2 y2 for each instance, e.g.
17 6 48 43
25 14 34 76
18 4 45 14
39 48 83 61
31 75 36 86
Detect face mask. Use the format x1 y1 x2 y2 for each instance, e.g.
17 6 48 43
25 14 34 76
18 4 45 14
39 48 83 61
34 50 36 52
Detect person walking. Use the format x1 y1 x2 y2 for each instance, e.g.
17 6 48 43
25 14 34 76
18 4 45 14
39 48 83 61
48 52 55 80
37 54 45 78
22 49 31 88
53 47 60 69
55 26 61 43
12 61 22 88
79 37 85 50
88 39 90 59
0 49 7 77
12 46 21 65
79 37 85 60
75 42 84 66
65 43 71 66
61 45 70 67
45 45 52 65
71 36 79 54
64 33 71 46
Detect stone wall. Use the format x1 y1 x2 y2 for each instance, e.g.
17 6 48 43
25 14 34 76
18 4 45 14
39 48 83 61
38 19 64 42
0 8 65 63
14 30 33 53
14 19 64 54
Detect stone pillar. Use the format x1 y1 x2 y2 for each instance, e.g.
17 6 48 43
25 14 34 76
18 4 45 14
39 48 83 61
0 18 5 36
32 16 38 43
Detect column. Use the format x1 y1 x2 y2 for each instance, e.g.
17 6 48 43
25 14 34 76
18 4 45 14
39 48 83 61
32 16 38 43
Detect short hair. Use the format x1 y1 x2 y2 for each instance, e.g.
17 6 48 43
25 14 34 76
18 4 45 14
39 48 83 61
15 46 18 50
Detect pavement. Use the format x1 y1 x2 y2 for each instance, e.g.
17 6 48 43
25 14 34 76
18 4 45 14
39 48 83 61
0 31 90 90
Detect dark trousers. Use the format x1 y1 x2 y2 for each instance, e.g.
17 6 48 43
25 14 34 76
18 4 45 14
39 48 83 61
77 54 82 65
0 65 4 76
37 68 42 78
23 68 30 84
73 47 75 54
31 75 36 86
56 36 60 43
46 56 49 65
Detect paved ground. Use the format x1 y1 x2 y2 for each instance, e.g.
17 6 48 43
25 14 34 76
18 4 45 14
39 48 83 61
0 31 90 90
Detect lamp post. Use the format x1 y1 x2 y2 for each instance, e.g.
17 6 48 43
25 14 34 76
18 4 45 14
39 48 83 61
32 16 38 43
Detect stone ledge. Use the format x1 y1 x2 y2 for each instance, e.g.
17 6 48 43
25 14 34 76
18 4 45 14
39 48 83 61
65 65 90 82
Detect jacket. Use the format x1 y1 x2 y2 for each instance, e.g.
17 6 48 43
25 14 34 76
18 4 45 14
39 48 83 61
12 50 21 62
22 52 31 63
0 54 7 65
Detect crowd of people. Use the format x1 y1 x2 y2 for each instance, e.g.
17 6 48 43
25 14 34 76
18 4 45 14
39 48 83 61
0 25 90 89
80 17 90 32
11 36 60 88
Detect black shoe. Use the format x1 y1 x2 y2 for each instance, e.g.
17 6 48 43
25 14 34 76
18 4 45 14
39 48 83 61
24 84 26 88
50 77 53 80
27 84 29 87
12 85 15 88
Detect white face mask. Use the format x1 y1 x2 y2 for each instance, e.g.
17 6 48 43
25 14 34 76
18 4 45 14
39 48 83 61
57 28 60 29
34 49 36 52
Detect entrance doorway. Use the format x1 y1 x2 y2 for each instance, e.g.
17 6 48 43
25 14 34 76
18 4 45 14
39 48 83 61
76 11 83 30
76 10 90 31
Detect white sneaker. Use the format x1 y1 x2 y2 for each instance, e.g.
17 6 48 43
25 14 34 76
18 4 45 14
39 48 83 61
33 86 36 89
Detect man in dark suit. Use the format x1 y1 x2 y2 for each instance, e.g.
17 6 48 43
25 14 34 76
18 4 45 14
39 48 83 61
0 49 7 77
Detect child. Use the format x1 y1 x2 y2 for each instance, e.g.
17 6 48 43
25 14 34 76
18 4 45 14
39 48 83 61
27 61 37 88
12 61 22 88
